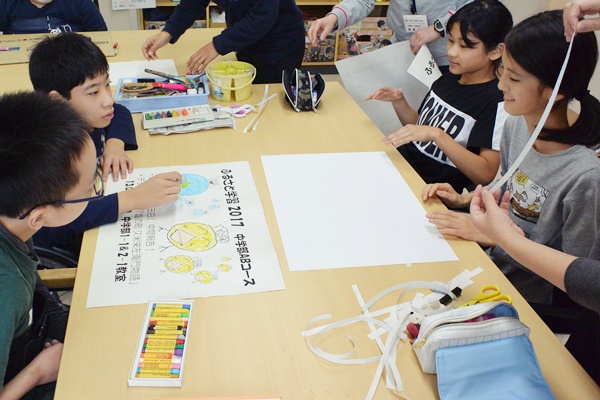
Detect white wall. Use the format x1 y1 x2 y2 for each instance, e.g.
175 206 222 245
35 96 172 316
98 0 139 30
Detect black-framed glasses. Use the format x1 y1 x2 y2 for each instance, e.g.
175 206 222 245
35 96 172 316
410 0 417 15
18 170 105 220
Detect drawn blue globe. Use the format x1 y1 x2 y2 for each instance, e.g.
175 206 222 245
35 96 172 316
180 174 210 196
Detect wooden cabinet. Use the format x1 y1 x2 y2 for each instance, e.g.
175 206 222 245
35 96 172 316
139 1 390 66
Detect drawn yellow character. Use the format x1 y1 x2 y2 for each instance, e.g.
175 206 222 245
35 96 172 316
168 222 217 251
194 270 214 284
164 255 195 273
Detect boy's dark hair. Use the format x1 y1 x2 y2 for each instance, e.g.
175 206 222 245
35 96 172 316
0 92 89 218
447 0 513 53
29 32 108 99
505 10 600 147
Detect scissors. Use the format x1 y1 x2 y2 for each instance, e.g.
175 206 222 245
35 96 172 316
460 284 512 307
215 104 255 118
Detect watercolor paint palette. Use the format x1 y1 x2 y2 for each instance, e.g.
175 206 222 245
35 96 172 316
142 105 215 130
128 300 193 387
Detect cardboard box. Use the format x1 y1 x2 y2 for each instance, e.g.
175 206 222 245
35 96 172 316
0 31 115 65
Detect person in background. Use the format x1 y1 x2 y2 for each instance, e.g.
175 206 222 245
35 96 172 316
425 10 600 306
29 33 181 259
0 0 107 34
564 0 600 40
141 0 305 84
307 0 475 73
470 184 600 384
0 92 95 400
366 0 512 195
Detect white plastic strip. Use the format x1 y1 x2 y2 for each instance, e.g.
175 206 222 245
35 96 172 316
302 269 481 399
352 284 394 388
489 38 575 193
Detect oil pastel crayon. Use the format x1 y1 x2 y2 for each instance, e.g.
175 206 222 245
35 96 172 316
143 338 185 345
135 371 179 378
151 312 189 318
149 320 188 327
142 348 184 356
140 355 182 363
137 367 180 374
153 303 191 309
139 352 174 359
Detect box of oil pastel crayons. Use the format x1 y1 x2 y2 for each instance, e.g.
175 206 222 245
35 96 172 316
115 76 209 113
142 104 215 129
128 300 193 387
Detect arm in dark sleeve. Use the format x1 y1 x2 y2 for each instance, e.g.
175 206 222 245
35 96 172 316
163 0 210 43
0 3 9 33
565 257 600 314
212 0 279 55
105 103 137 151
33 194 119 256
76 0 108 31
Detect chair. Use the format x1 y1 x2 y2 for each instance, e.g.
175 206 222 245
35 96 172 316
35 246 78 291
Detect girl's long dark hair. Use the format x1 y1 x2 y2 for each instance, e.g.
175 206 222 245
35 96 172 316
447 0 513 70
505 10 600 147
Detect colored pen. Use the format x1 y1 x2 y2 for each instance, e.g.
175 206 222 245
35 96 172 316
151 82 188 91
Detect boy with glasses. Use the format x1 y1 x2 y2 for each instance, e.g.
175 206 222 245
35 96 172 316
0 91 97 399
28 32 181 259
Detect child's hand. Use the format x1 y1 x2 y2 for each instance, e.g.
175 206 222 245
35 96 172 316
382 124 441 147
141 31 171 60
409 25 439 55
35 340 63 385
118 171 182 215
426 210 493 246
422 183 472 209
187 41 219 75
307 14 338 46
0 340 63 399
470 185 524 243
101 139 134 182
364 87 405 103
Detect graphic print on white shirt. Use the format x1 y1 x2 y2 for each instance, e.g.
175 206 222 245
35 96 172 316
414 90 476 167
508 168 548 223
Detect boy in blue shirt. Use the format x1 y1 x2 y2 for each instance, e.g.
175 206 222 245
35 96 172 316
0 91 97 399
0 0 107 34
141 0 305 84
29 33 181 258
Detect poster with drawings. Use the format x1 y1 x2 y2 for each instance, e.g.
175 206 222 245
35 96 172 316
86 162 285 308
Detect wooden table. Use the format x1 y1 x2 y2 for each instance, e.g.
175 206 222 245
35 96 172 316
1 29 598 399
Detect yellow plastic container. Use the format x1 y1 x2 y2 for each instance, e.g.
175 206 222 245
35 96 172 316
205 61 256 102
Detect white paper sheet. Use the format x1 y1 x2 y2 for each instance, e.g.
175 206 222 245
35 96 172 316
108 59 179 85
87 162 284 308
407 44 442 88
261 152 457 271
335 41 430 135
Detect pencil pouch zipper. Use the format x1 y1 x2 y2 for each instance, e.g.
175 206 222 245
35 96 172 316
413 302 529 374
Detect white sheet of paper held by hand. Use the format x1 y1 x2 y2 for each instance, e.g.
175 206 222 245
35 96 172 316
407 45 441 89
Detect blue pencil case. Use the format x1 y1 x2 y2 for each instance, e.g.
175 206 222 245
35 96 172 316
436 335 556 400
